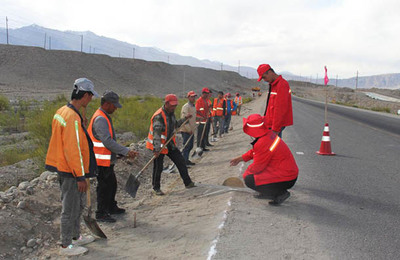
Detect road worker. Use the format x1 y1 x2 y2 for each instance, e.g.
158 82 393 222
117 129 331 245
205 90 213 147
180 91 197 166
146 94 195 195
88 91 138 223
212 91 226 138
45 78 98 256
195 88 211 151
230 114 298 205
257 64 293 138
222 93 237 134
234 93 243 115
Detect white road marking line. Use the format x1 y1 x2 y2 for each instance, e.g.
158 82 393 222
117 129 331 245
296 152 304 155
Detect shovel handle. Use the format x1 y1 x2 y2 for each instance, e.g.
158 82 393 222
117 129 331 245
86 179 91 207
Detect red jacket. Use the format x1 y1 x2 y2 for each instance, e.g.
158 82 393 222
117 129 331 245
242 131 298 186
196 97 209 123
264 76 293 132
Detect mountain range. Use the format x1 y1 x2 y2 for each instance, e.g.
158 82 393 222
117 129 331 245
0 24 399 89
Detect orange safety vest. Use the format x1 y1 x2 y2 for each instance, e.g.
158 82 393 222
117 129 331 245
146 108 176 154
88 109 113 167
212 98 225 117
207 99 212 118
234 96 242 105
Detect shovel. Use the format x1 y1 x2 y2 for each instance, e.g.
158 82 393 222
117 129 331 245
83 179 107 239
125 118 190 198
192 118 208 159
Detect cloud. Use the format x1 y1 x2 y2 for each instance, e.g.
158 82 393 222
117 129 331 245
1 0 399 78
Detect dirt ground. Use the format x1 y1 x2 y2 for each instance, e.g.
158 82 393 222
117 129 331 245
0 95 265 259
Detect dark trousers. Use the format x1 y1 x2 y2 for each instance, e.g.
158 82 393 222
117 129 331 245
96 165 117 215
197 123 206 148
223 114 232 133
205 119 211 145
244 175 297 197
181 132 194 162
152 149 192 190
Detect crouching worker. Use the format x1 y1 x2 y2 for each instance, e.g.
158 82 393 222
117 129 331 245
147 94 196 196
230 114 298 205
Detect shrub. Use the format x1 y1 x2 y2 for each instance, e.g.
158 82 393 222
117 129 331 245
0 148 31 166
0 95 10 111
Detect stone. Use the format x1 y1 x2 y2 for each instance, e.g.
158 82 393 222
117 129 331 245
17 201 26 209
26 187 34 195
36 239 42 245
30 177 41 185
18 181 30 190
46 174 58 182
7 186 17 194
2 195 11 203
20 246 26 252
27 238 36 248
39 171 53 180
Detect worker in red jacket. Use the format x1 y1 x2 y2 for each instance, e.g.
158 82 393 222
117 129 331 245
195 88 211 151
230 114 298 205
257 64 293 138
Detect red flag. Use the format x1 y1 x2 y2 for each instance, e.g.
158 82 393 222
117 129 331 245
324 66 329 86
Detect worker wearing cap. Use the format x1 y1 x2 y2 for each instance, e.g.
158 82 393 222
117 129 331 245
257 64 293 138
45 78 98 256
230 114 298 205
222 93 237 134
212 91 226 138
180 91 197 166
234 93 243 116
195 88 211 151
146 94 195 195
88 91 138 223
204 90 213 147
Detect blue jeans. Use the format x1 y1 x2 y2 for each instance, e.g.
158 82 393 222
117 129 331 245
181 132 194 162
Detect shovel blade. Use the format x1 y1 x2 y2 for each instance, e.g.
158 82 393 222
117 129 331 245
83 214 107 239
222 177 245 188
125 173 140 198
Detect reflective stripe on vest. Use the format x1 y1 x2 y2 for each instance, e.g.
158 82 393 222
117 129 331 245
213 98 225 117
88 109 113 167
146 108 176 154
269 136 281 152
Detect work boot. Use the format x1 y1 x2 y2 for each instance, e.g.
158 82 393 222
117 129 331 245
72 235 95 246
185 182 196 188
186 160 196 166
153 189 165 196
253 193 275 200
203 148 210 152
109 206 126 215
206 143 214 147
96 213 116 223
269 191 291 206
59 244 88 256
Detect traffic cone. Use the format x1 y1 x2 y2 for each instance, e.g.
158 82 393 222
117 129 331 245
316 123 335 156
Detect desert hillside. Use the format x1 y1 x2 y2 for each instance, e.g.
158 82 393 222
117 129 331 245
0 44 257 101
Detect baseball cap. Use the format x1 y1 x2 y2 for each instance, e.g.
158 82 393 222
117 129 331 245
257 64 272 82
165 94 178 105
187 91 197 97
102 91 122 108
74 78 99 97
202 87 210 93
226 92 232 98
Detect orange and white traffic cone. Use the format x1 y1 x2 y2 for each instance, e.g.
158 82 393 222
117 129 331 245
316 123 335 156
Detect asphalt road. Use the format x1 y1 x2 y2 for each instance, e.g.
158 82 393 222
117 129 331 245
214 97 400 259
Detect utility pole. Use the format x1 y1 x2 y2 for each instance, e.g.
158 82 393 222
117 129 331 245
167 55 169 64
44 33 47 49
80 35 83 52
6 16 9 45
182 70 186 95
335 75 338 87
93 48 96 54
221 63 223 71
49 37 52 50
355 70 359 91
238 60 240 74
89 45 91 53
316 73 318 84
133 47 135 59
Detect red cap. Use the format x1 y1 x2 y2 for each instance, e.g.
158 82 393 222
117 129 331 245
187 91 197 97
257 64 271 82
243 114 269 138
236 92 240 96
202 87 210 93
226 92 232 98
165 94 178 105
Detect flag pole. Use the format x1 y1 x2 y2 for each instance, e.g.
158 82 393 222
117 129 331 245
324 66 329 124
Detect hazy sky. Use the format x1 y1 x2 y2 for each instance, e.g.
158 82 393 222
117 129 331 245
1 0 399 78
